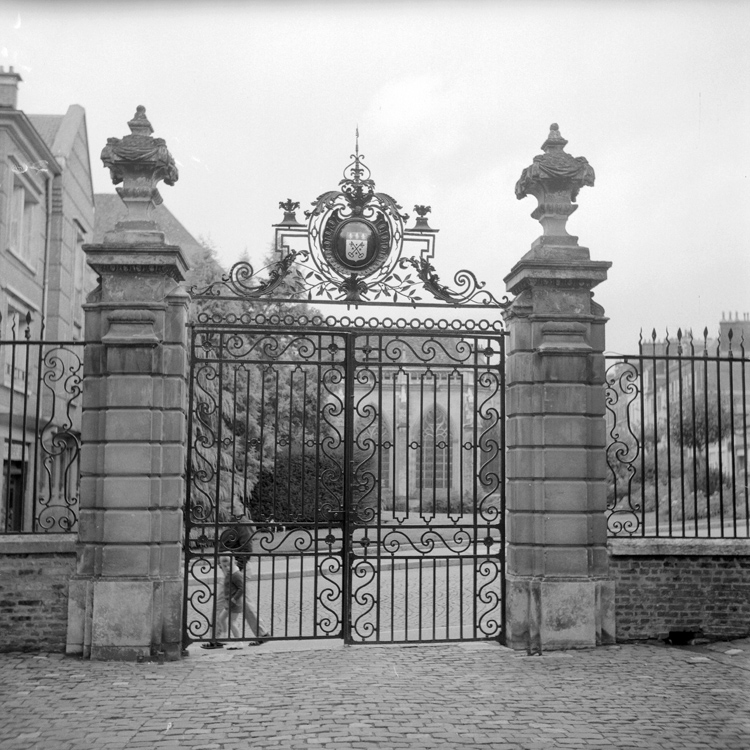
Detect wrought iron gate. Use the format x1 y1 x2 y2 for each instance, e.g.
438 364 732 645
182 138 511 647
183 315 506 645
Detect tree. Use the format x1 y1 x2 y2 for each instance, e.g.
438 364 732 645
668 397 733 450
187 242 343 530
187 239 263 525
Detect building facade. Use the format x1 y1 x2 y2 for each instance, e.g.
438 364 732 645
0 67 95 531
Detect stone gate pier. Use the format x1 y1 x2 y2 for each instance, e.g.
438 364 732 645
66 108 189 660
504 124 615 651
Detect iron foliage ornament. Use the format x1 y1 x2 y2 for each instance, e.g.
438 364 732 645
192 134 510 309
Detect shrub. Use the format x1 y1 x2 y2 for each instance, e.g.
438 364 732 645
247 452 345 528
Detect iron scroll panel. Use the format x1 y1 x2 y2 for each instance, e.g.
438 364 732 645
184 326 349 644
183 323 506 646
346 330 506 643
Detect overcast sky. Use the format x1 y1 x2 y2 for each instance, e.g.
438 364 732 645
2 0 748 353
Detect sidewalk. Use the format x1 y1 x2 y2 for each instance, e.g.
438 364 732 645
1 637 749 749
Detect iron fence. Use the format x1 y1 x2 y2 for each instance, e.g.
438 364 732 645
606 328 749 538
0 313 84 533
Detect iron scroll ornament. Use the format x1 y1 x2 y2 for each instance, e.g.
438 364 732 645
191 250 511 308
190 136 511 309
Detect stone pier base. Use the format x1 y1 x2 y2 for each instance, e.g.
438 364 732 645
506 576 616 652
67 578 183 661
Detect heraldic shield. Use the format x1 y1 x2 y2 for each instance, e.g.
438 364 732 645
333 219 376 271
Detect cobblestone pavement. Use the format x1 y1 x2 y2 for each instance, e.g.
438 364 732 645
1 638 749 749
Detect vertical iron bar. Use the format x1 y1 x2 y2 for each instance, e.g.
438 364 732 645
741 339 749 536
242 363 251 508
418 372 425 517
342 333 355 643
500 333 507 643
703 336 711 536
5 318 18 532
230 367 239 517
272 368 280 522
18 318 32 531
182 325 197 648
650 335 660 536
715 337 725 537
472 339 479 633
211 333 224 643
431 371 438 506
418 556 423 642
459 371 466 516
312 342 323 637
689 335 699 537
286 368 294 529
404 553 409 641
32 326 45 531
638 341 646 536
677 343 686 537
446 366 453 515
405 369 411 520
727 343 737 536
301 368 308 531
376 337 383 642
664 336 673 535
431 556 437 640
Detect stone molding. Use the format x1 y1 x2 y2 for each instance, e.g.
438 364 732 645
84 245 189 283
537 321 592 357
504 259 611 297
102 309 159 347
0 533 77 554
609 537 750 557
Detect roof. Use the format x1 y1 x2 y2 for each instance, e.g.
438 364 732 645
27 114 64 149
93 193 204 268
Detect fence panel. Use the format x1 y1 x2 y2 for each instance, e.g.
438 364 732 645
606 328 749 538
0 314 84 533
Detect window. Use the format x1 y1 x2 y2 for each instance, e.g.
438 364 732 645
72 225 86 337
418 407 451 490
8 181 37 267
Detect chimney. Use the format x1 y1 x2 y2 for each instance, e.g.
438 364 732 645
0 66 22 109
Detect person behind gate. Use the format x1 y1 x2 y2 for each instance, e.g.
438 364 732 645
216 555 270 645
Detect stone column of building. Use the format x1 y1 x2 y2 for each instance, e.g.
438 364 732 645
67 107 189 660
504 124 614 651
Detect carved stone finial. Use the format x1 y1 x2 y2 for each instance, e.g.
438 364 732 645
515 123 594 240
100 106 179 243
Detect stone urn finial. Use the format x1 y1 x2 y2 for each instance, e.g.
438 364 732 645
515 123 594 240
100 105 179 242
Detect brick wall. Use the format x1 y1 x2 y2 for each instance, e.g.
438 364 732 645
610 538 750 642
0 535 76 652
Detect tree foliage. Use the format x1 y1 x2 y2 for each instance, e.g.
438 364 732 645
187 242 337 527
668 398 734 449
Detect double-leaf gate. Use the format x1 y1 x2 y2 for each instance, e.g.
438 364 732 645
182 141 511 647
184 315 506 645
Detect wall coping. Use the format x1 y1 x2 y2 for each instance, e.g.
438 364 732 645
0 534 77 555
609 537 750 557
